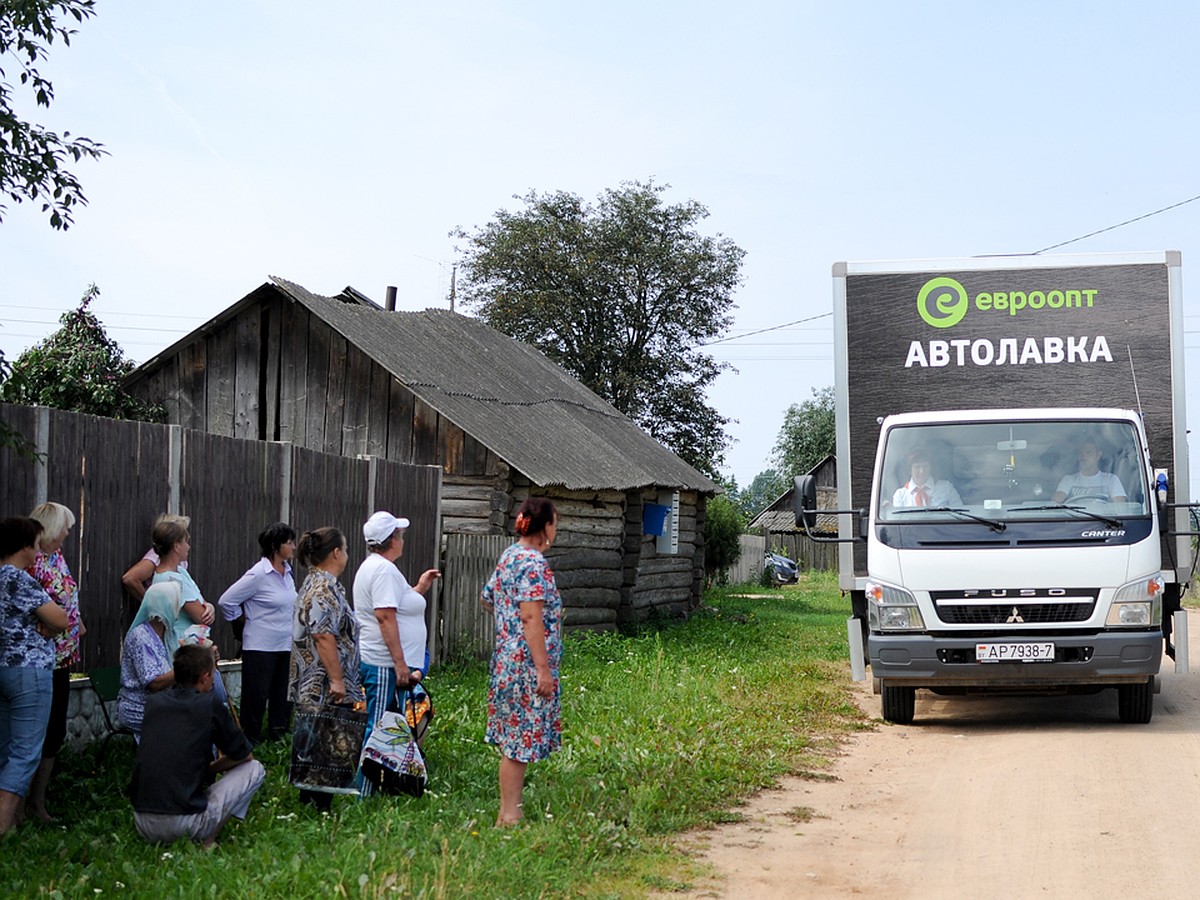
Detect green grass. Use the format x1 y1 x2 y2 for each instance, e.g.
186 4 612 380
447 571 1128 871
1 572 868 898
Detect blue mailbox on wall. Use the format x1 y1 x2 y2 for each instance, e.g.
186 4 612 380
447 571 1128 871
643 502 670 536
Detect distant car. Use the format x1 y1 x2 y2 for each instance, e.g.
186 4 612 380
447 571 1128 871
764 550 799 585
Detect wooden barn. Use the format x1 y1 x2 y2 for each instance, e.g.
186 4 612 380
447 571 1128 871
747 455 838 571
125 277 719 629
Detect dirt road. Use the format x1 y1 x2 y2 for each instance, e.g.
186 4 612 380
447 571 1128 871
677 609 1200 899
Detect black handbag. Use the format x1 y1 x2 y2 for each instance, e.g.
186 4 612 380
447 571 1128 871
289 701 368 794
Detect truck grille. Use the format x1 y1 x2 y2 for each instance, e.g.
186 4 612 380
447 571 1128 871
930 590 1097 625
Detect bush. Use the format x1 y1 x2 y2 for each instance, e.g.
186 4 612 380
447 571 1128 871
704 494 744 584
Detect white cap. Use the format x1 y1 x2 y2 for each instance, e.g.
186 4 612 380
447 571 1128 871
363 510 410 545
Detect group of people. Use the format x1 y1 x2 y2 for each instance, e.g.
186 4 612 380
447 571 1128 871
0 494 564 844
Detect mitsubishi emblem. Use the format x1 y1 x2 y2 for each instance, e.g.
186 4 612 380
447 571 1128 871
1006 606 1025 624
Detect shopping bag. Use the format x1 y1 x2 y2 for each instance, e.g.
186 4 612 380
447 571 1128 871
359 708 427 797
290 701 368 795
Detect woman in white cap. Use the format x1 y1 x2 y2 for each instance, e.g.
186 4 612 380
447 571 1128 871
352 510 440 794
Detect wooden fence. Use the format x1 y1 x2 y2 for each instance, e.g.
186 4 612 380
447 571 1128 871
763 531 839 573
440 534 509 661
0 403 442 672
727 534 767 584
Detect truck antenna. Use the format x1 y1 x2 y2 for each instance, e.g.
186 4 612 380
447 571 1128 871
1127 345 1144 416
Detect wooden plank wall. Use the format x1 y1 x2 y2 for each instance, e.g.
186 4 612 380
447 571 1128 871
372 458 442 588
728 534 768 584
0 404 40 514
128 294 507 483
178 430 283 655
764 531 838 573
0 403 443 671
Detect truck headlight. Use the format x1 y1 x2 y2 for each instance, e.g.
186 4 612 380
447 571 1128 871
1107 575 1164 628
866 580 925 632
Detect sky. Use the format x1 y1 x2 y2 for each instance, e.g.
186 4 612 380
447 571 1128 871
4 1 1200 494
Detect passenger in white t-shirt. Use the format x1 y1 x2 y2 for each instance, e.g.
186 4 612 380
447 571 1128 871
1052 441 1127 503
352 510 440 793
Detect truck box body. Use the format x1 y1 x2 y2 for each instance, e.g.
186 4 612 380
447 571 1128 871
829 251 1190 723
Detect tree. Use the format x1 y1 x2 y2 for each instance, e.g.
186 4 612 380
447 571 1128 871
773 386 836 478
0 284 164 421
703 494 745 585
739 467 789 519
1 0 106 229
454 180 744 478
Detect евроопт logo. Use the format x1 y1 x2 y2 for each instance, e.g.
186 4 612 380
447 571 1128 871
917 277 969 328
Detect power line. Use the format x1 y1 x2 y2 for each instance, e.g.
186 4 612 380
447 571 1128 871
701 312 833 347
0 303 205 321
0 317 191 334
1034 193 1200 254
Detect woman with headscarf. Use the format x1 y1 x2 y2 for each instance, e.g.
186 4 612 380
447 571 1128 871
117 582 182 738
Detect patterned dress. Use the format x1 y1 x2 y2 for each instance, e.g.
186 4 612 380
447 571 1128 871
483 544 563 763
117 623 172 734
29 551 81 668
289 569 364 706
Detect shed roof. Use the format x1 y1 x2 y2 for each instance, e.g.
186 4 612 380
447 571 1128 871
134 278 719 493
747 456 837 533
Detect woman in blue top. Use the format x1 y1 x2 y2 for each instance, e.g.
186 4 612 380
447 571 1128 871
0 517 69 834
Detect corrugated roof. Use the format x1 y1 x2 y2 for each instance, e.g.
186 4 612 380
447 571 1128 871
269 278 718 492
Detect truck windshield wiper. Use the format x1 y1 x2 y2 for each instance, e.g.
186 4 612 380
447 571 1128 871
1008 504 1123 529
891 506 1007 532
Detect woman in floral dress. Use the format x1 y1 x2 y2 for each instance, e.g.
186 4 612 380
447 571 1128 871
482 497 562 826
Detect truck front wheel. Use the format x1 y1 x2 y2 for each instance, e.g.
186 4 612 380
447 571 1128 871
1117 679 1153 724
881 685 916 724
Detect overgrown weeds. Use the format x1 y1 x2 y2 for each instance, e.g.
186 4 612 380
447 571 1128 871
0 571 866 898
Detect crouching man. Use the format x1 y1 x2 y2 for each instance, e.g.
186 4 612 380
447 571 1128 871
129 645 265 849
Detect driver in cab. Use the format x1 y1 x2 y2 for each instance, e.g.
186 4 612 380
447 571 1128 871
1051 440 1126 503
891 450 963 508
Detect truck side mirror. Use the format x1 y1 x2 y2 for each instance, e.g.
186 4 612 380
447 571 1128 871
794 474 817 531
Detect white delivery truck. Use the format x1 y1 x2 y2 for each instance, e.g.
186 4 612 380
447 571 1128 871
796 251 1192 724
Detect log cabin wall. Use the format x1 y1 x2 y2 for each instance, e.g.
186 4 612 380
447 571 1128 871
500 477 627 631
494 480 706 630
623 487 704 623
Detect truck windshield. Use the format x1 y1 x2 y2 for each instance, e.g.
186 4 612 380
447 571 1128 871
877 420 1150 523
